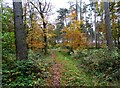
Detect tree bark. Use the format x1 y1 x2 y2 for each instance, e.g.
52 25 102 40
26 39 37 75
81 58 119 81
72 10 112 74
104 2 114 50
13 1 27 60
75 0 78 20
118 20 120 49
42 16 48 55
93 3 98 48
39 12 48 54
30 1 50 55
79 0 82 21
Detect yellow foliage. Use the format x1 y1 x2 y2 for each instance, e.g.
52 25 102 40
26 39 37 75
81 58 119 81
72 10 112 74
26 24 43 50
27 27 45 50
70 10 76 17
96 23 105 33
67 10 77 20
112 22 117 30
61 20 86 50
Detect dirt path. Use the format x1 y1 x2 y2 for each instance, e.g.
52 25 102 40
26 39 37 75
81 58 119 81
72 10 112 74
50 53 61 86
51 62 60 86
45 51 95 86
45 51 111 86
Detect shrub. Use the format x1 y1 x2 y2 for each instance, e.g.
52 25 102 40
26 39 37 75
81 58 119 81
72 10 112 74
2 59 50 87
2 32 16 63
77 48 120 82
72 49 88 58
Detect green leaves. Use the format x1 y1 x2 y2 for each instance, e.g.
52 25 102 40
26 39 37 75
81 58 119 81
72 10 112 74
2 59 50 87
2 32 15 49
77 49 120 83
2 32 15 63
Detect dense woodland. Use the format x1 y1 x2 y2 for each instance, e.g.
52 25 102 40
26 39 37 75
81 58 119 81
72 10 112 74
2 0 120 87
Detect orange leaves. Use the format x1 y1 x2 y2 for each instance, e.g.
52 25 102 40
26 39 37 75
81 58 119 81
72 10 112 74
26 21 45 50
71 11 76 17
67 10 77 20
28 40 44 49
46 33 56 39
96 23 105 33
61 21 86 50
27 21 56 51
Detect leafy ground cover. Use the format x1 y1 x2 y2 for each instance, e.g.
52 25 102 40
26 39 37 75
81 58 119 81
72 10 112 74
2 50 51 87
2 49 120 87
72 48 120 86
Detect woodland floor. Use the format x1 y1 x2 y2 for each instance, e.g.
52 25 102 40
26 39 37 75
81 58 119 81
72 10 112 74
2 49 119 87
43 50 120 87
45 50 98 86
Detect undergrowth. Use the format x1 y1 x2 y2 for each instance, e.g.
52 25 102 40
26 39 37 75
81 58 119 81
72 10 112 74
2 50 51 87
73 48 120 86
56 51 108 86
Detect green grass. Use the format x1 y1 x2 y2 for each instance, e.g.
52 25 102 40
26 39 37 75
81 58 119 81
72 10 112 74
55 52 94 86
53 50 116 86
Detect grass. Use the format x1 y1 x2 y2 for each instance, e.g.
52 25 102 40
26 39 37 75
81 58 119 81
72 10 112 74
54 51 95 86
52 50 117 86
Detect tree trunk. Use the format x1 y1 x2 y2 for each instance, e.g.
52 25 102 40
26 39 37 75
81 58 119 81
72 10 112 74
40 13 48 54
75 0 78 20
79 0 82 21
104 2 114 50
43 21 48 55
13 1 27 60
29 1 50 55
93 3 98 48
118 20 120 49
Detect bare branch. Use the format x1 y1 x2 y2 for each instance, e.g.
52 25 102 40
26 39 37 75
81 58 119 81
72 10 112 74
37 0 42 12
30 0 51 14
46 2 51 12
43 1 47 12
30 1 41 14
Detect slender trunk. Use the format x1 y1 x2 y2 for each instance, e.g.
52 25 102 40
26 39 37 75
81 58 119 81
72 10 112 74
75 0 78 20
79 0 82 20
0 2 2 87
79 0 84 32
13 1 27 60
24 2 29 49
40 13 47 54
90 10 94 47
65 14 67 26
93 3 98 48
43 21 47 54
104 2 114 50
118 20 120 49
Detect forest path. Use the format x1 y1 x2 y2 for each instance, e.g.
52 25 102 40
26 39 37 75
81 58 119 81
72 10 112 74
50 52 61 86
45 50 94 86
45 51 62 87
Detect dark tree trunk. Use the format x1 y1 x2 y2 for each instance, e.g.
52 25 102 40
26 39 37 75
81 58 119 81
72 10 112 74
104 2 114 50
40 13 48 54
75 0 78 20
79 0 82 21
13 1 27 60
30 1 51 55
118 20 120 49
43 21 47 55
